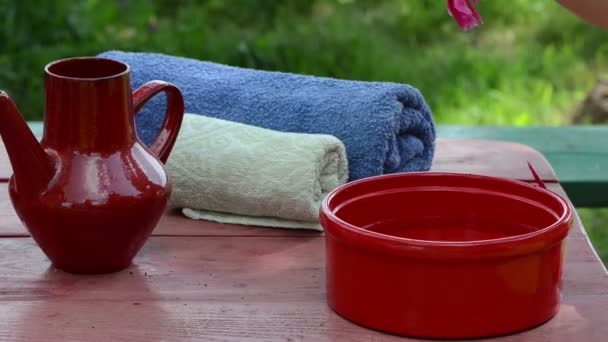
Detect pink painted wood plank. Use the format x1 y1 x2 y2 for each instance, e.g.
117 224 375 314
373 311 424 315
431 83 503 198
0 178 602 341
0 235 603 300
0 295 605 342
0 138 557 182
0 235 604 341
0 185 321 237
431 138 558 181
0 130 598 341
0 139 560 237
0 182 588 240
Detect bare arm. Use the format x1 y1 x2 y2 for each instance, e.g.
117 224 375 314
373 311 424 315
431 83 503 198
557 0 608 30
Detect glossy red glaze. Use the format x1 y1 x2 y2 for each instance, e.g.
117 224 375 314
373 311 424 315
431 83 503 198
0 57 184 274
320 172 573 339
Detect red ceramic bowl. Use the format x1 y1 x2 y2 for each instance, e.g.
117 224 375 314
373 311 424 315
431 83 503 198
320 172 573 339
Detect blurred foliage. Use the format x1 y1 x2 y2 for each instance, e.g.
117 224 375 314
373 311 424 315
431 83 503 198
1 0 608 262
0 0 607 123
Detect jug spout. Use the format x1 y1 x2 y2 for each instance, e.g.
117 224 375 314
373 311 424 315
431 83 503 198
0 91 55 195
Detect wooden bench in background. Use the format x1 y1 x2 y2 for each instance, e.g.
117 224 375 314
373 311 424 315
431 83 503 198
439 125 608 207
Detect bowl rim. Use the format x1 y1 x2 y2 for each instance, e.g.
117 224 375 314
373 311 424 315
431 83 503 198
320 172 573 259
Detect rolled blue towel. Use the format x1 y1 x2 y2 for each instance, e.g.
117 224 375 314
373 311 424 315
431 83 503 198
99 50 436 180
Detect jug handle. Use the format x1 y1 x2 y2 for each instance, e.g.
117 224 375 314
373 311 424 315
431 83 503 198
133 81 185 163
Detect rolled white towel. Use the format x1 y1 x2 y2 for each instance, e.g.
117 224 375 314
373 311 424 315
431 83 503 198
166 114 348 230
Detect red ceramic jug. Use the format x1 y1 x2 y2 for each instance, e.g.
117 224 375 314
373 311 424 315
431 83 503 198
0 57 184 274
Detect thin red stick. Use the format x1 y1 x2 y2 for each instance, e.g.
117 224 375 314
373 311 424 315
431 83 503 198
527 161 547 189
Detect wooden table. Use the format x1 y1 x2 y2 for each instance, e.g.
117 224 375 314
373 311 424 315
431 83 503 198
0 139 606 341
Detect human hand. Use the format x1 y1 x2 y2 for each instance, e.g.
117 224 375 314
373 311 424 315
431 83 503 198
447 0 608 31
556 0 608 30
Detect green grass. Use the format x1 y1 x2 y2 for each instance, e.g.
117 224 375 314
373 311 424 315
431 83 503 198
579 209 608 263
1 0 607 263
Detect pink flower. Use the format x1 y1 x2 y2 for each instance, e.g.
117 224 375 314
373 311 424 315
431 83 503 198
447 0 483 31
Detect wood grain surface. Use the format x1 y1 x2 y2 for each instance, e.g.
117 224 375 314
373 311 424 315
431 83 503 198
0 138 558 181
431 138 558 181
0 138 559 237
0 138 603 341
0 229 603 341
